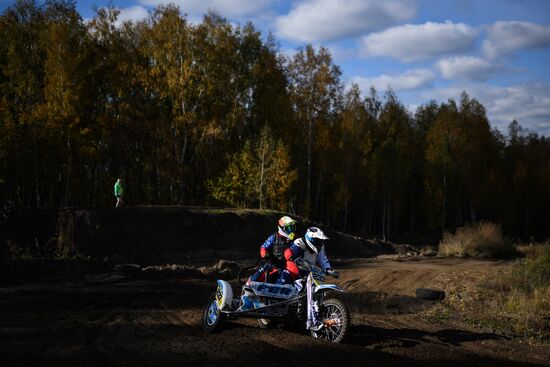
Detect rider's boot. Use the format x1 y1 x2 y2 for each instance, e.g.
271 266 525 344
310 319 324 331
294 279 304 293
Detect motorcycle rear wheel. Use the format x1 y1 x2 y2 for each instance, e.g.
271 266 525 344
310 298 350 343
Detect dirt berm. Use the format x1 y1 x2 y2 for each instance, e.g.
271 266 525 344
1 206 395 265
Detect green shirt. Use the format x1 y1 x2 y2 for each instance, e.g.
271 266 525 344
114 182 124 196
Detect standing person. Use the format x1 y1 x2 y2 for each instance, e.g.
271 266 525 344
114 178 124 208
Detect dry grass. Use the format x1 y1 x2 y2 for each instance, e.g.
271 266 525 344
438 242 550 341
438 222 518 259
419 245 437 257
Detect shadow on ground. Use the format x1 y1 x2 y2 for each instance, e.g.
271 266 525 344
349 324 504 348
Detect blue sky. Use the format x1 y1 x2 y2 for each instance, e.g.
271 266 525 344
3 0 550 135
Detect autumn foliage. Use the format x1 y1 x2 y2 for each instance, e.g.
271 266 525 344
1 0 549 242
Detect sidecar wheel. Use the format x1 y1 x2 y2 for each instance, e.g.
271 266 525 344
310 298 350 343
202 293 225 333
257 318 276 329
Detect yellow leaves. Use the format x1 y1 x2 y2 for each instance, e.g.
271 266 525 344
208 125 296 210
79 127 92 136
200 121 224 141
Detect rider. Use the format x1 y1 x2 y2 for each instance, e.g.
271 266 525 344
247 216 297 284
285 227 339 280
240 216 297 311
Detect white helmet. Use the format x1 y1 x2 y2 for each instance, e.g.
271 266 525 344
304 227 329 254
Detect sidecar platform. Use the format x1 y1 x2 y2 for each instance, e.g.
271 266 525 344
221 293 306 318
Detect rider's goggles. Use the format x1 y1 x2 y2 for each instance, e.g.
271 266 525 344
283 223 296 234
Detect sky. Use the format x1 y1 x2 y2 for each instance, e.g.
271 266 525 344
2 0 550 136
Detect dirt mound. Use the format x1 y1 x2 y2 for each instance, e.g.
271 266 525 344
2 207 396 265
336 257 510 297
141 259 241 280
197 259 241 278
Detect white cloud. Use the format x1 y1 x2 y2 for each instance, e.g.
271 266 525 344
362 21 478 62
352 69 435 92
436 56 497 81
325 44 357 63
421 83 550 135
275 0 416 42
116 6 149 26
138 0 273 18
482 21 550 59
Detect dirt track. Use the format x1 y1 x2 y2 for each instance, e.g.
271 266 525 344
1 257 549 367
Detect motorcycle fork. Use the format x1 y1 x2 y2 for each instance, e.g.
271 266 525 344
306 274 323 328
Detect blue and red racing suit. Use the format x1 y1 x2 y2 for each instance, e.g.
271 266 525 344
248 232 296 284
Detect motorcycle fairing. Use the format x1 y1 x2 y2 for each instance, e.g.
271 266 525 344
314 284 344 293
248 281 297 299
216 280 233 310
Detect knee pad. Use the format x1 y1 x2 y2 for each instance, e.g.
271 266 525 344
276 270 292 285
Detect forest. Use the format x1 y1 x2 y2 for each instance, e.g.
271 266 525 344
1 0 549 243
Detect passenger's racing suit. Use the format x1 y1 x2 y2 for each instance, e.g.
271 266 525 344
284 237 338 330
284 237 332 279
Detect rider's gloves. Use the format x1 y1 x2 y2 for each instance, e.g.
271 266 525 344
262 253 272 262
326 269 340 279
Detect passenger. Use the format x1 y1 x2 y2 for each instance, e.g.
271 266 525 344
284 227 339 281
285 227 339 330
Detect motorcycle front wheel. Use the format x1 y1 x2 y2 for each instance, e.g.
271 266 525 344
310 298 350 343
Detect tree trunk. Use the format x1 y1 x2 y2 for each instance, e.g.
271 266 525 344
361 196 368 234
179 132 188 205
525 191 530 239
314 170 323 217
89 165 96 207
442 173 446 232
410 191 415 233
156 160 161 202
64 133 71 207
368 207 373 235
306 118 313 216
457 192 463 227
343 162 350 231
382 196 386 242
259 150 266 209
32 129 41 207
387 196 391 240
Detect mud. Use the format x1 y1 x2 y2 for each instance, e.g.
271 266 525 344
1 257 548 367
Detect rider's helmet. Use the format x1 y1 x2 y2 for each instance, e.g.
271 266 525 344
304 227 329 254
278 216 297 241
